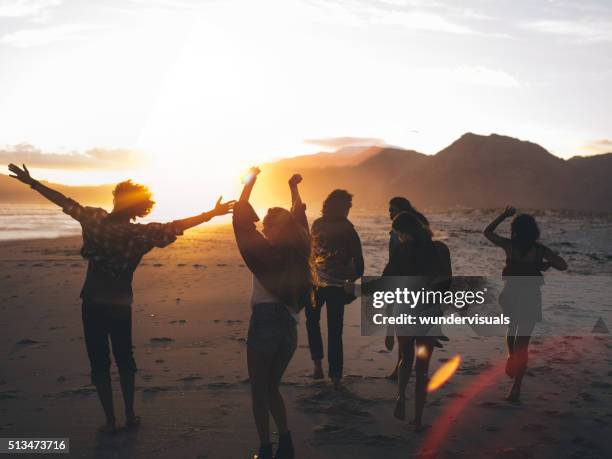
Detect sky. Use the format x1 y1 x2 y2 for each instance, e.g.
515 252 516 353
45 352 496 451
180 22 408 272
0 0 611 216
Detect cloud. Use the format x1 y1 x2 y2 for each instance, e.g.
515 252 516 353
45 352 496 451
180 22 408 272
0 144 147 170
523 19 612 43
452 65 520 88
0 0 61 18
371 10 475 34
0 23 108 47
583 139 612 154
304 136 386 148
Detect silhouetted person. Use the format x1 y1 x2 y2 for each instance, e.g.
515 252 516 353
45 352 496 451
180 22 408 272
484 206 567 402
233 168 314 459
388 196 430 257
386 197 436 380
348 212 451 431
8 163 234 433
307 189 364 389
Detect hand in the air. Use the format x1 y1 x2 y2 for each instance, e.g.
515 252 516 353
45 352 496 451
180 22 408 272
288 174 302 187
8 164 34 185
241 167 261 185
212 196 236 216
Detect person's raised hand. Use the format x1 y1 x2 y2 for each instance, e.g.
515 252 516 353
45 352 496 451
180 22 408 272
501 206 516 218
241 166 261 185
212 196 236 216
8 163 34 185
288 174 302 187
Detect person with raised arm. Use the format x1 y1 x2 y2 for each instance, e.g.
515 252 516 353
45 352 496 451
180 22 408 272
233 167 315 459
484 206 567 402
7 163 235 433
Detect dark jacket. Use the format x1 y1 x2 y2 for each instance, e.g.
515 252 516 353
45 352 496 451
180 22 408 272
311 216 364 285
233 201 312 311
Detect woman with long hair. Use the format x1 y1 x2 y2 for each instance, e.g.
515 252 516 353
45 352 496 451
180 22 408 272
484 206 567 402
346 211 451 431
233 167 315 459
307 189 364 389
386 196 433 380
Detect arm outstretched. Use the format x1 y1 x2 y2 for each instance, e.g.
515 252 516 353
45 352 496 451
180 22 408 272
8 163 71 208
171 196 235 232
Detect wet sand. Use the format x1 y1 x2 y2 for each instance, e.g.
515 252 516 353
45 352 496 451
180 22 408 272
1 226 611 458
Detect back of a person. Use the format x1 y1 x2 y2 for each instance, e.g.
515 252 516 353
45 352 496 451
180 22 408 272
312 216 358 284
79 214 151 305
503 242 543 277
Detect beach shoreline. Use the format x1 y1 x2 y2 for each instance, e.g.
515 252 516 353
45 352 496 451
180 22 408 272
1 229 611 458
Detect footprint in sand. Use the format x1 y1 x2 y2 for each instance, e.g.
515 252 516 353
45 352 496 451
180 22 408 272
178 375 203 382
150 337 174 344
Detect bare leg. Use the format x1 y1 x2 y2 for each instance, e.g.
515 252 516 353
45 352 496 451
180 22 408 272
267 344 295 435
505 323 517 378
247 346 273 447
387 342 401 380
413 338 434 431
508 334 532 402
394 337 415 420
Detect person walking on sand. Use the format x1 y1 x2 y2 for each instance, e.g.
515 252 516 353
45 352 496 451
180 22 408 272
7 163 234 433
233 168 315 459
386 196 433 380
346 211 452 432
484 206 567 402
307 189 364 389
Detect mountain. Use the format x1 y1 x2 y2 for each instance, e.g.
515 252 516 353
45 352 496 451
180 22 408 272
1 133 611 212
271 145 382 169
252 133 612 212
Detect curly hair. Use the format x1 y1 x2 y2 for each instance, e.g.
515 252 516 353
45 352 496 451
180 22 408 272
112 180 155 220
321 189 353 219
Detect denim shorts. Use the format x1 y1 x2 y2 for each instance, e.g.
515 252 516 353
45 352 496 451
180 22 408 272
247 303 298 355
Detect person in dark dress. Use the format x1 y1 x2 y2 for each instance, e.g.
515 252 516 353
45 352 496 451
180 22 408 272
386 196 435 380
8 163 234 433
484 206 567 402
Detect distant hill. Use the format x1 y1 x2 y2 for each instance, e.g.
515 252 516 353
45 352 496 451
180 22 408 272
271 145 381 169
2 133 611 212
252 133 612 212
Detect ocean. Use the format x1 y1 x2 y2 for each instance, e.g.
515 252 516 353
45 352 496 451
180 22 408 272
2 205 611 276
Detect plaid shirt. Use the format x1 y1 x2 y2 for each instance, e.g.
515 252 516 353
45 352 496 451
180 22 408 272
62 198 183 278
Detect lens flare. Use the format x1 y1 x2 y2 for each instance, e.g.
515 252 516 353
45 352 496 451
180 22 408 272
427 355 461 393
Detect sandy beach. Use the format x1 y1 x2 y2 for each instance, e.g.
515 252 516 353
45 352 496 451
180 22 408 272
1 223 611 458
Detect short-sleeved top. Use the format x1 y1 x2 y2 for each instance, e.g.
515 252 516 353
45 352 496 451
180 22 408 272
62 199 183 305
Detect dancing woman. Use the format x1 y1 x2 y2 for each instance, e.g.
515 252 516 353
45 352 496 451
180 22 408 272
484 206 567 402
233 168 315 459
7 163 234 433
